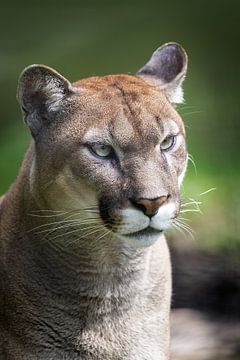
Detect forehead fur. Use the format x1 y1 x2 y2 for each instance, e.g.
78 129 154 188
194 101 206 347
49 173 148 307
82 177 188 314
39 73 185 164
70 74 184 140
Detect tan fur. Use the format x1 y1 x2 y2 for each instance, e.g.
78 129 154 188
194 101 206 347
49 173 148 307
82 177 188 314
0 44 188 359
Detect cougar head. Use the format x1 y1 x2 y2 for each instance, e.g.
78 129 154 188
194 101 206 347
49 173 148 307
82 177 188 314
17 43 188 247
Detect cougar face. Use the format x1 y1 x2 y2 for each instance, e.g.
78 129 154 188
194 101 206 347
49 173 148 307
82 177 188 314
18 43 188 247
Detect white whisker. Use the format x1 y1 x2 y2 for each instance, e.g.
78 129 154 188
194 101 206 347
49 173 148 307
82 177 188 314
198 188 216 197
174 218 195 240
35 220 100 235
180 110 204 117
172 223 186 237
28 206 99 219
65 225 108 246
188 153 197 175
80 227 104 239
28 217 100 234
178 216 192 222
95 229 112 242
181 201 202 207
47 224 103 241
180 209 202 214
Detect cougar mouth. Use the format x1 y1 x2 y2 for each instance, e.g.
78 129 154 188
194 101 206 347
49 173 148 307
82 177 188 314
124 226 163 239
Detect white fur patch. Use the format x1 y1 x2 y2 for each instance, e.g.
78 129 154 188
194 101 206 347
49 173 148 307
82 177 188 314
117 208 150 235
150 202 176 230
119 231 164 248
178 155 188 187
168 83 184 104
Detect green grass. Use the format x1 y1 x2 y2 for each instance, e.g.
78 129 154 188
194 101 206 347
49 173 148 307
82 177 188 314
0 123 30 193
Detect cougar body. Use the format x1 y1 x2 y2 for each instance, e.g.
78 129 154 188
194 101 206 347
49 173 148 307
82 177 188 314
0 43 188 359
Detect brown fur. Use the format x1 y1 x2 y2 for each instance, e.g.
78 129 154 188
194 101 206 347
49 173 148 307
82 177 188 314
0 43 188 359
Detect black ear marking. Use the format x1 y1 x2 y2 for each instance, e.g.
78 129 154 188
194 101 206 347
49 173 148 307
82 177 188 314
17 64 78 137
137 42 188 104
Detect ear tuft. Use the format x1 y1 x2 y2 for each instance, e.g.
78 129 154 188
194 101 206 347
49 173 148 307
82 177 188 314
17 64 77 137
137 42 188 104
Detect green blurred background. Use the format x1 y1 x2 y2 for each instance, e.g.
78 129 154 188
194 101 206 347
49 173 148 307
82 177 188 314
0 0 239 252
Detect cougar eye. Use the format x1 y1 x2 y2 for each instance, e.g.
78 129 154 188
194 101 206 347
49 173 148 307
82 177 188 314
160 135 176 151
88 143 114 159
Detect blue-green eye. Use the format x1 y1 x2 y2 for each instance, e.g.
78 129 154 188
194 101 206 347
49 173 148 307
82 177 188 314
160 135 176 151
88 143 113 158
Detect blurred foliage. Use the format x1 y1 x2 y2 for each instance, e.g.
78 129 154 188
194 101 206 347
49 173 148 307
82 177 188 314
0 0 239 251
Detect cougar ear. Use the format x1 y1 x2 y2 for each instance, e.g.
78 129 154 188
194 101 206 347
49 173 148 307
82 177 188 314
137 43 188 104
17 64 78 137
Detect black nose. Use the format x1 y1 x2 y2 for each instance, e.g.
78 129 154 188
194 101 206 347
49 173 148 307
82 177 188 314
130 195 170 217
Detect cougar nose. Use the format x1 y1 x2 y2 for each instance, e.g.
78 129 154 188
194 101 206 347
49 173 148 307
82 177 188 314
131 195 170 217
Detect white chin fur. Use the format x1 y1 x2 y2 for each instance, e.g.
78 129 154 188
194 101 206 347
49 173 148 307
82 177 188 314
119 231 163 248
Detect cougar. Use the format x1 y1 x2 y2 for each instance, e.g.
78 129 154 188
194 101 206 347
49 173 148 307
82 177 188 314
0 43 188 359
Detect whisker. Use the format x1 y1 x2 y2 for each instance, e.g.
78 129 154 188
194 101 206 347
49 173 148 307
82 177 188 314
173 222 195 240
35 220 100 235
28 211 69 218
181 201 202 207
95 229 112 242
38 222 79 236
178 216 192 222
28 206 99 218
65 225 108 246
79 226 105 239
176 218 195 230
198 188 216 197
48 223 104 241
29 209 67 213
172 223 186 237
188 153 197 175
174 219 195 240
178 105 198 110
180 110 204 117
180 209 202 214
179 185 214 240
181 196 202 215
28 217 100 234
